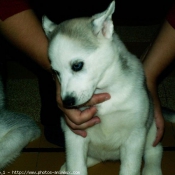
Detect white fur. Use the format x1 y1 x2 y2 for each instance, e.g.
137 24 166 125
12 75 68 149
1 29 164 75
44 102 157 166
42 1 174 175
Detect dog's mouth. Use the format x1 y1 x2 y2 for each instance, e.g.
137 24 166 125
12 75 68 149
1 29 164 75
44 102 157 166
62 95 93 110
63 98 91 109
62 88 100 109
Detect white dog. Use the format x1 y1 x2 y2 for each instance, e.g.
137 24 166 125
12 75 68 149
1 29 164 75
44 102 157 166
42 1 175 175
0 77 40 169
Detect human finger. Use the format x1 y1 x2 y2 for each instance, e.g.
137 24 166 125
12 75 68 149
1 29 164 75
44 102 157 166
85 93 111 107
63 106 98 125
153 127 164 147
65 115 100 130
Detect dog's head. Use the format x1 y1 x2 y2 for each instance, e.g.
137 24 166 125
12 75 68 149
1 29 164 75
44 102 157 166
42 1 115 107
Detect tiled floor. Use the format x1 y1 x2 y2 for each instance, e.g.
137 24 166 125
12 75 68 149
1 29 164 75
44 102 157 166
3 122 175 175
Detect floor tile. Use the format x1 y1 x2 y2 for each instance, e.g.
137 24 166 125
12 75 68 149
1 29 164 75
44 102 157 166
88 161 120 175
162 151 175 175
4 153 38 171
162 121 175 147
36 152 65 171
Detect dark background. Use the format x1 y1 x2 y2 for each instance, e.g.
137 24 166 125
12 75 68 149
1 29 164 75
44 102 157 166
31 0 175 25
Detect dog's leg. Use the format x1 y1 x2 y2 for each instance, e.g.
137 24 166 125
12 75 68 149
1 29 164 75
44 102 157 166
142 122 163 175
61 127 89 175
119 129 146 175
87 156 100 168
60 163 66 171
0 113 40 169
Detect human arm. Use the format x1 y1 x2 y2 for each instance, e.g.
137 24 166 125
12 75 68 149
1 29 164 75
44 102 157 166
0 9 51 72
142 20 175 146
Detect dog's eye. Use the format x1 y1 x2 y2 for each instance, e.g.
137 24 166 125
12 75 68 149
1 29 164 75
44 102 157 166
72 62 84 72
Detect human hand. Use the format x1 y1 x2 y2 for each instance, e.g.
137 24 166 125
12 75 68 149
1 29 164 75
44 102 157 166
144 78 164 146
153 108 165 147
146 82 164 146
55 78 111 137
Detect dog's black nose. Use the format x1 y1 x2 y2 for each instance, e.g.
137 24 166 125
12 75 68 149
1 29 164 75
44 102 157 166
62 96 76 107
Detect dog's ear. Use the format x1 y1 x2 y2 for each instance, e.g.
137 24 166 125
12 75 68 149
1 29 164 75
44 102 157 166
42 16 57 38
91 1 115 39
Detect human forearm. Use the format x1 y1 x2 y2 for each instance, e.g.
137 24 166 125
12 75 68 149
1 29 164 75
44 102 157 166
143 20 175 84
0 9 51 72
142 20 175 146
143 19 175 112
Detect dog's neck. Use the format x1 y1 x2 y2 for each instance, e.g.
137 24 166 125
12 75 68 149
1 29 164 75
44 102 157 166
95 33 145 95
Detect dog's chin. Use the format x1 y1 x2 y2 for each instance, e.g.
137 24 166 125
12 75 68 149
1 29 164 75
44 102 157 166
63 89 98 109
68 89 100 109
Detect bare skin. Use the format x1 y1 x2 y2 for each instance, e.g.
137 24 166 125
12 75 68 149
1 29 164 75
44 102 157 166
142 20 175 146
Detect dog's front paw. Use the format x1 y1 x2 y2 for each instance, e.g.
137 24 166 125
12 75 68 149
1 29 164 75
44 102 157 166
142 167 162 175
60 163 66 171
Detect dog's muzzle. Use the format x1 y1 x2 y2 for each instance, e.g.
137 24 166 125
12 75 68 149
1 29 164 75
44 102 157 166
62 96 76 108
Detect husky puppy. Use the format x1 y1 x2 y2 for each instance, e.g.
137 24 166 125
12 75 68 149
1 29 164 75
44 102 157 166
42 1 175 175
0 77 40 169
